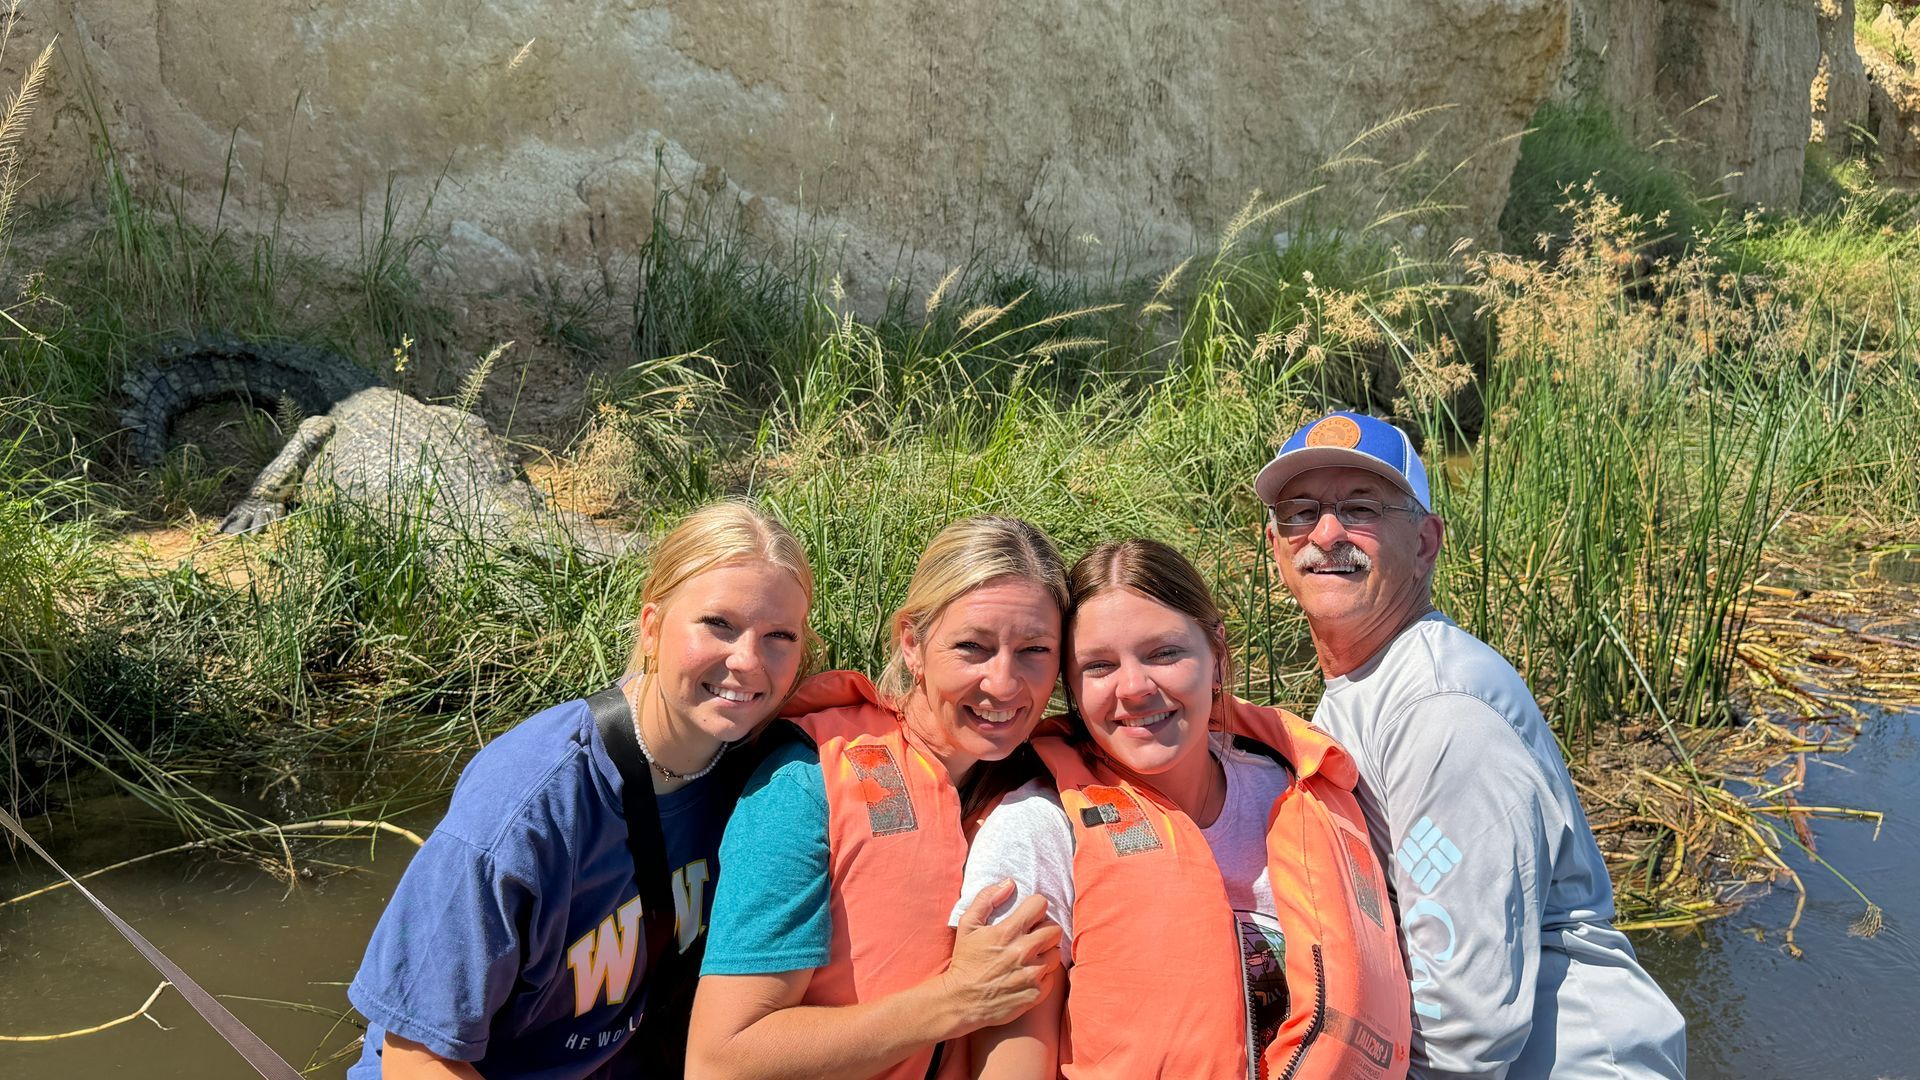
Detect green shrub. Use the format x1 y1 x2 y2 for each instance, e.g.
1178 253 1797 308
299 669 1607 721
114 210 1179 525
1500 101 1716 252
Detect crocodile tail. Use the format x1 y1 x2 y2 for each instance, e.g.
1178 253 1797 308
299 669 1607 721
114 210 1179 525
120 336 382 465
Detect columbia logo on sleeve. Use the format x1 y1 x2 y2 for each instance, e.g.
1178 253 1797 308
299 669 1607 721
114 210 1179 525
1396 816 1463 893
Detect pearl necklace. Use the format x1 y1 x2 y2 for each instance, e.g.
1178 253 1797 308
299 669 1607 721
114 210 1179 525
632 707 727 782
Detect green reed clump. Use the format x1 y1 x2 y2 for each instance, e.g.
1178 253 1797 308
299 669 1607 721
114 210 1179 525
1759 316 1920 526
742 238 1341 703
152 497 651 755
0 397 248 829
631 188 811 395
1500 100 1719 253
1411 196 1791 746
1 418 100 809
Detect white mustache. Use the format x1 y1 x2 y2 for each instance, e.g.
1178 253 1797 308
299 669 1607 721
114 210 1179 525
1295 541 1373 573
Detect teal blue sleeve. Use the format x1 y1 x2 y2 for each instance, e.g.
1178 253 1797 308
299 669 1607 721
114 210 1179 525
701 737 833 975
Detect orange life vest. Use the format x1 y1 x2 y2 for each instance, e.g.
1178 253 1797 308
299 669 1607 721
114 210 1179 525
779 670 971 1080
1030 697 1411 1080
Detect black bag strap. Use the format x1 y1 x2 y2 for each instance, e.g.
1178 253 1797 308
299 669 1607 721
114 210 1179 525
586 684 698 1076
586 686 676 964
1230 732 1296 776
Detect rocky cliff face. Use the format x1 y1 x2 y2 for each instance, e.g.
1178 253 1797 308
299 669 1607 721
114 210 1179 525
8 0 1570 298
1561 0 1822 210
1862 6 1920 180
0 0 1869 295
1814 0 1871 153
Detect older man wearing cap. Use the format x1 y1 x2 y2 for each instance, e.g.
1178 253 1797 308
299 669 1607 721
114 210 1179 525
1256 412 1687 1079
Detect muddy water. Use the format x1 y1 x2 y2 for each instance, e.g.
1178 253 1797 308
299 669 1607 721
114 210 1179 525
1868 548 1920 585
1636 697 1920 1079
4 705 1918 1078
0 782 435 1078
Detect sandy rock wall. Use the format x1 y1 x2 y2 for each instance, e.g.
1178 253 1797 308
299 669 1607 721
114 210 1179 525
1813 0 1870 152
1562 0 1821 209
8 0 1577 298
1862 7 1920 180
1864 56 1920 180
5 0 1860 293
1869 3 1920 56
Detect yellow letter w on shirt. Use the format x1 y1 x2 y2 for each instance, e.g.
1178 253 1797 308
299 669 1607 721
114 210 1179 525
566 895 645 1016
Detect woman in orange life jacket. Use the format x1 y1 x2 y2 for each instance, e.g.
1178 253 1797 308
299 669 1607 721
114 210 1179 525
688 516 1071 1080
348 499 816 1080
955 538 1412 1080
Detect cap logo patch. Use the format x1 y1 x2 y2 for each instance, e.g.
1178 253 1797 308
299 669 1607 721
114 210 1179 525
1305 415 1362 449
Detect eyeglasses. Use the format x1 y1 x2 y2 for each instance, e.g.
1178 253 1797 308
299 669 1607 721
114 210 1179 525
1267 497 1423 530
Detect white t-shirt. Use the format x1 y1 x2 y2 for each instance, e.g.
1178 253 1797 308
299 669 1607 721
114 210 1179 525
949 734 1292 964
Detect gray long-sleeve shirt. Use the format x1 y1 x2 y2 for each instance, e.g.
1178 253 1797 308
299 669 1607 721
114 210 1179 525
1311 612 1687 1079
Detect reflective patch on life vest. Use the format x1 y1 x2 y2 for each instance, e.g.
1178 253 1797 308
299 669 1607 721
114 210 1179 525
1335 821 1386 929
844 744 918 836
1322 1007 1395 1072
1077 785 1161 855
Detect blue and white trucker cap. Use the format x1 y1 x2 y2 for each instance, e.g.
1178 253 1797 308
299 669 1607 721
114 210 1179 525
1253 412 1431 512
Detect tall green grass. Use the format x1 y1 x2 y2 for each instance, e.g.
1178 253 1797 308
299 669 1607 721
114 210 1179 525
0 398 253 832
1500 100 1719 252
0 127 450 501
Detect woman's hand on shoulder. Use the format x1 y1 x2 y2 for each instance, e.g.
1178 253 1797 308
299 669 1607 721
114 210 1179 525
937 879 1062 1037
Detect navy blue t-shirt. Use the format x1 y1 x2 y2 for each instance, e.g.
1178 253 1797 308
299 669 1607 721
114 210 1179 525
348 698 724 1079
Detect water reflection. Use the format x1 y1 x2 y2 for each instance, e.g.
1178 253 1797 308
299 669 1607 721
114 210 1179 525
1870 549 1920 585
1637 701 1919 1079
0 762 447 1078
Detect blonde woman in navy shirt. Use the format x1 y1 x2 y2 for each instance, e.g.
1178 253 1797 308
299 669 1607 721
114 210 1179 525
348 500 815 1079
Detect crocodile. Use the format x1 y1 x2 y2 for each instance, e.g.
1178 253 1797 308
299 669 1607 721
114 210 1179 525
121 337 638 558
